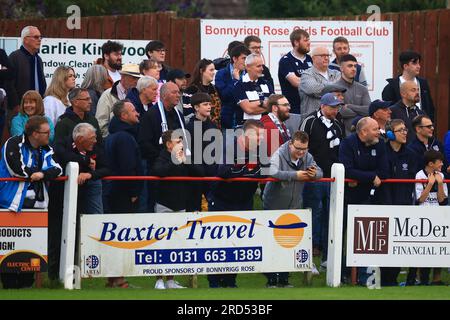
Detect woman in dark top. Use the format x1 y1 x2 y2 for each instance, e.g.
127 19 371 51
185 59 222 129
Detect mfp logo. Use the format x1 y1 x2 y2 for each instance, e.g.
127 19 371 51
354 217 389 254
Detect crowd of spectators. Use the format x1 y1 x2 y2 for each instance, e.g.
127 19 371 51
0 25 446 289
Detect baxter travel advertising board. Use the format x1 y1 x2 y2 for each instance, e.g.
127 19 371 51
200 19 393 101
347 205 450 267
0 210 48 273
80 210 312 278
0 37 149 86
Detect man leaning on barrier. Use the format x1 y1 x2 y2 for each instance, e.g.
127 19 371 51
0 115 62 289
48 123 110 283
263 130 322 288
339 116 389 284
208 119 268 288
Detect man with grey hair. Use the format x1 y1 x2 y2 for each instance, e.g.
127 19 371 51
233 53 274 126
7 26 46 125
299 46 340 119
54 88 102 145
138 81 187 212
49 122 110 283
126 75 158 117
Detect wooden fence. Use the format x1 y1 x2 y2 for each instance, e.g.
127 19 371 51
1 9 449 136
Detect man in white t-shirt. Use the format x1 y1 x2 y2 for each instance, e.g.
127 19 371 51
99 40 123 89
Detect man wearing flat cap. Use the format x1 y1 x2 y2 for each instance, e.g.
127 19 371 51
96 63 142 138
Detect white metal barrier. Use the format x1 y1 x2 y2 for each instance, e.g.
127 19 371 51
59 162 80 290
326 163 345 287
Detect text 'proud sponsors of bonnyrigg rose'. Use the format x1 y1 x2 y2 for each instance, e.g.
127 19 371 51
79 210 312 277
347 205 450 268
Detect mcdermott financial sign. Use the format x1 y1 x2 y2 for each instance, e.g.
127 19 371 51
347 205 450 267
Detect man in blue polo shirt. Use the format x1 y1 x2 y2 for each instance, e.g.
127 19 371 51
233 53 274 127
278 29 313 115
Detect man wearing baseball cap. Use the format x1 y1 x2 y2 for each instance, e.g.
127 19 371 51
300 92 345 270
369 99 392 142
96 63 142 138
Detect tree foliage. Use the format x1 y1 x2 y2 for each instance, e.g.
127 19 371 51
248 0 447 18
0 0 206 19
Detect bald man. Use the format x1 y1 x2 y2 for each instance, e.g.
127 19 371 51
339 116 389 284
138 82 186 167
339 117 389 206
299 46 341 119
390 81 425 143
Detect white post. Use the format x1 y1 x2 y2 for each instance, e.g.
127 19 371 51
327 163 345 287
59 162 80 290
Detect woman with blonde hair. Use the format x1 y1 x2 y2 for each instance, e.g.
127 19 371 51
44 66 76 125
11 90 55 142
81 65 108 116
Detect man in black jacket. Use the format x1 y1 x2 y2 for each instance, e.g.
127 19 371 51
0 48 14 143
382 50 435 121
389 81 424 143
300 93 345 267
7 26 46 112
48 122 110 282
208 119 267 288
105 100 143 213
151 130 203 290
138 82 189 212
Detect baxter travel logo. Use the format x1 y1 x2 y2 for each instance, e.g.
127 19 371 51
354 217 389 254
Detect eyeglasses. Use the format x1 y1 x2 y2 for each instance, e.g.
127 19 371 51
76 97 91 101
250 46 263 50
26 35 43 40
314 54 331 58
292 144 308 151
36 130 50 135
393 128 408 133
276 103 291 108
419 124 434 129
154 49 167 53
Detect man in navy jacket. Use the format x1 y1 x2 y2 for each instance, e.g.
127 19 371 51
339 117 389 205
105 100 143 213
382 50 435 121
339 116 389 284
215 45 251 129
407 114 449 177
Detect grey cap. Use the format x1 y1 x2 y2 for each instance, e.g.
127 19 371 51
321 84 347 95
